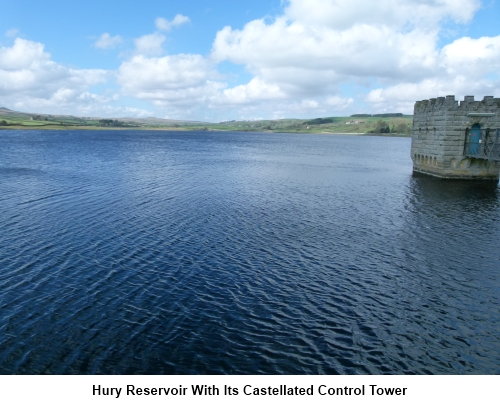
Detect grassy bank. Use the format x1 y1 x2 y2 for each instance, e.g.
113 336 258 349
0 108 412 136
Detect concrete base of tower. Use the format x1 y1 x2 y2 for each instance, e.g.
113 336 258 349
412 165 500 181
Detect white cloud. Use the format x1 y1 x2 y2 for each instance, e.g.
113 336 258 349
77 104 153 118
440 35 500 76
325 96 354 109
208 0 496 115
0 37 49 70
155 14 190 31
219 77 286 104
5 28 19 38
134 33 166 56
116 0 491 119
284 0 480 30
0 38 111 115
119 107 153 117
117 54 224 106
211 7 443 86
129 15 189 58
365 34 500 112
2 1 496 120
95 33 123 49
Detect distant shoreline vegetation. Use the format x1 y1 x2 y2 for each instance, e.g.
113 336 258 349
0 107 412 136
350 113 404 118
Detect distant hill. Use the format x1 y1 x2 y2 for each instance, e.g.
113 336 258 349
0 107 412 136
0 107 33 118
0 107 208 126
117 117 207 125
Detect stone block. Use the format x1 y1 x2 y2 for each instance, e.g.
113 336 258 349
411 95 500 180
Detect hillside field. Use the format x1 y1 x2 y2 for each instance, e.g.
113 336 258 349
0 108 412 136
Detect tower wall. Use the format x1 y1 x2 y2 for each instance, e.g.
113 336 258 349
411 95 500 180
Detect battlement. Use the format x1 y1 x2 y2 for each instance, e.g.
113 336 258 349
411 95 500 181
414 95 500 114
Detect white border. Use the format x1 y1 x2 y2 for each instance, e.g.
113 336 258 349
1 375 498 405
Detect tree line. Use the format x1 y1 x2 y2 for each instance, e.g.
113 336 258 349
99 119 126 127
369 120 410 134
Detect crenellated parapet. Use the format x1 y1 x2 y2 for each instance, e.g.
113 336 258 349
411 95 500 181
414 95 500 113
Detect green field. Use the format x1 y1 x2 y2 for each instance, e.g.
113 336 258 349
197 115 412 135
0 112 139 129
0 108 412 136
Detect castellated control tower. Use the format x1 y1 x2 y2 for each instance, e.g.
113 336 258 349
411 95 500 181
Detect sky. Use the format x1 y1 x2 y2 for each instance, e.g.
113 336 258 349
0 0 499 122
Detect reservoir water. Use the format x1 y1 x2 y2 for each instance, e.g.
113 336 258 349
0 130 499 374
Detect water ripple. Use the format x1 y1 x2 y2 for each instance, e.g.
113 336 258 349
0 130 499 374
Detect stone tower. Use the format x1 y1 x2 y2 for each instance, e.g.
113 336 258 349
411 95 500 181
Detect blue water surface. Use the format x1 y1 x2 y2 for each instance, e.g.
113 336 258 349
0 130 499 374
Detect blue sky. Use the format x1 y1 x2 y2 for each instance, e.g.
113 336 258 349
1 0 499 121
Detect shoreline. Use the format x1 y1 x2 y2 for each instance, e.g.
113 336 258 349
0 126 410 138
